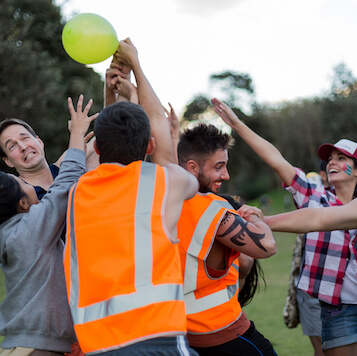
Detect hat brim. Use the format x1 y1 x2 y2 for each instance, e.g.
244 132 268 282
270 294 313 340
317 144 335 161
317 143 355 161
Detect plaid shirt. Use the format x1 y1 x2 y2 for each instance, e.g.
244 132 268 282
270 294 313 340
284 168 357 305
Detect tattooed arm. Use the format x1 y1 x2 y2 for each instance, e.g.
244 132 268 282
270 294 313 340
216 208 277 259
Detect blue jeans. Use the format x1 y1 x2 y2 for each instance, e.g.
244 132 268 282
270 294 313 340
296 289 322 336
320 301 357 350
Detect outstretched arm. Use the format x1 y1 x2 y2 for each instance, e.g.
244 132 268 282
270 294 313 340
115 38 174 166
264 199 357 233
211 98 296 186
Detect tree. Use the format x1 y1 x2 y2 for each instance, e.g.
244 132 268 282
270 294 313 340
180 70 331 200
209 70 255 113
321 63 357 143
182 95 210 122
0 0 104 164
183 70 256 123
330 62 357 99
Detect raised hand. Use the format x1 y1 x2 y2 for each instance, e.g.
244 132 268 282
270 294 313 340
211 98 241 128
114 38 139 70
67 94 99 151
106 63 130 90
164 102 180 140
115 76 138 104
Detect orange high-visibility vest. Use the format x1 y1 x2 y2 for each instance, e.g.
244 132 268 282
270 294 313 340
177 193 242 334
63 161 187 355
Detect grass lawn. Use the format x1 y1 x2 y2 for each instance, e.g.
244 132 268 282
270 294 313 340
0 189 314 354
244 232 313 355
244 189 313 355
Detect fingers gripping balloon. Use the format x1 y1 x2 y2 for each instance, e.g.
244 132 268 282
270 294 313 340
62 13 119 64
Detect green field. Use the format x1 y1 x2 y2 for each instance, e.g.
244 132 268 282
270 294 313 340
243 232 312 355
244 189 313 355
0 190 313 354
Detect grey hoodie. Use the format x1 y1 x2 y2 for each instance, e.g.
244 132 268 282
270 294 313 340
0 148 86 352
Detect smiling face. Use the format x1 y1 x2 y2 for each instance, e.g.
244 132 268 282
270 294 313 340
0 124 46 174
197 148 230 193
326 149 357 185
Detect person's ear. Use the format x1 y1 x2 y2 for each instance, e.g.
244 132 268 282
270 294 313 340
146 137 156 156
3 156 15 168
17 197 30 213
36 136 45 149
93 138 100 155
186 159 199 178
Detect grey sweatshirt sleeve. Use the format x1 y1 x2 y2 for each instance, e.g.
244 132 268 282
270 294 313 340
16 148 86 249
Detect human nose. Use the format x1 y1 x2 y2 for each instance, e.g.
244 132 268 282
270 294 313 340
221 167 230 181
17 141 27 150
327 159 335 168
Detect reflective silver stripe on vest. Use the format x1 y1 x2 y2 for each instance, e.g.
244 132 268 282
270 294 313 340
185 288 232 314
68 163 184 324
228 263 239 299
183 198 238 315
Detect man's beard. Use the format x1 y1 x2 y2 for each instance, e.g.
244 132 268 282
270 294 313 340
198 170 220 193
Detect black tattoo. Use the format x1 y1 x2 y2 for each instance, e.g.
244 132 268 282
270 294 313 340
218 213 267 252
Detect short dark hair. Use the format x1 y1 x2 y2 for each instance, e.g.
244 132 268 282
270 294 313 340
178 123 235 167
0 118 37 158
0 172 25 224
94 102 151 165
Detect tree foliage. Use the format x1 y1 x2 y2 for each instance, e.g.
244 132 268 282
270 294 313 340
0 0 104 164
3 1 356 201
209 70 255 110
181 63 357 200
330 63 357 99
320 63 357 143
182 95 210 122
183 70 256 122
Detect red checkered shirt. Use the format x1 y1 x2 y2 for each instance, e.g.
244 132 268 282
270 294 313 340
284 168 357 306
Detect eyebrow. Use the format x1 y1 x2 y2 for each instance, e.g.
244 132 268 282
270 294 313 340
329 152 346 158
4 138 14 149
4 132 30 149
215 161 227 167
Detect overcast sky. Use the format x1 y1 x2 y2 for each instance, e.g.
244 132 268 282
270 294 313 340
57 0 357 115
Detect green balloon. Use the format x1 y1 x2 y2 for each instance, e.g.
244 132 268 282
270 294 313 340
62 13 119 64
